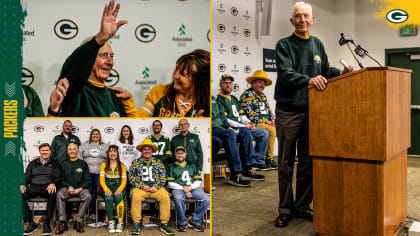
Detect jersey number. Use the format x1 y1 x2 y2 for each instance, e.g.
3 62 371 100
153 142 166 155
182 171 192 186
232 105 239 118
142 166 155 181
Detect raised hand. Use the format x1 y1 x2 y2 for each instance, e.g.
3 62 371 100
95 0 128 45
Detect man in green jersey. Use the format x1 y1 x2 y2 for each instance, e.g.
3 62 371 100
167 146 209 232
147 120 172 167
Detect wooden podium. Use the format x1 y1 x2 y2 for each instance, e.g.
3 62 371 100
309 67 411 236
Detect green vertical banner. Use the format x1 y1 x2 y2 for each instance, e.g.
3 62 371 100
0 1 25 235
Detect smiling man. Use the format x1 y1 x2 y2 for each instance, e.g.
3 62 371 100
274 2 354 228
146 120 172 167
48 0 135 117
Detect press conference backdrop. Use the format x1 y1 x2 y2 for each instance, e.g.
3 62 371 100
22 118 211 175
22 0 210 114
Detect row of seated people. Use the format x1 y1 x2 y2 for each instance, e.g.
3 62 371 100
22 139 209 235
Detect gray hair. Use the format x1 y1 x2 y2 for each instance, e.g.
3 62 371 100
292 2 312 18
67 143 78 150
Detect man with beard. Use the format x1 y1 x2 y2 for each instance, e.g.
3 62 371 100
129 138 174 235
50 120 81 165
146 120 172 167
48 0 136 117
217 74 270 171
171 119 203 174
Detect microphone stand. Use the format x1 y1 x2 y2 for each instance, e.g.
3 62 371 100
347 43 364 69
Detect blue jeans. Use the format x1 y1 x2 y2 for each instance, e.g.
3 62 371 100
235 127 259 167
172 189 210 226
212 128 243 172
250 127 269 164
212 136 223 162
89 173 99 214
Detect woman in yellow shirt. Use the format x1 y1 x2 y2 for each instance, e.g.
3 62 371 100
99 145 127 233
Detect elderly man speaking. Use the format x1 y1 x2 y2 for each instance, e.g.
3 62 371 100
274 1 354 227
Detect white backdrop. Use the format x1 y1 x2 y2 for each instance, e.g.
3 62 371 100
21 0 210 115
22 118 211 174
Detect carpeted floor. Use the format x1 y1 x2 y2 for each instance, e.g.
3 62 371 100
212 156 420 236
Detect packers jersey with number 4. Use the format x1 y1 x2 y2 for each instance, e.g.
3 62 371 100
167 162 201 187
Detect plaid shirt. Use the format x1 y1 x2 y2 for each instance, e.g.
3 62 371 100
240 88 275 124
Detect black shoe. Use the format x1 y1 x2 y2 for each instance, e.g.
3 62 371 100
55 222 68 234
252 163 270 171
187 221 204 232
275 214 292 227
294 208 313 221
42 223 52 235
266 158 278 170
73 222 84 233
176 224 187 232
228 173 251 187
242 168 265 181
24 222 38 235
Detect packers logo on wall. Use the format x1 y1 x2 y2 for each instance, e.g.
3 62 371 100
33 125 44 133
217 24 226 33
172 125 181 135
218 63 226 72
231 45 239 54
105 69 120 87
54 19 78 40
138 127 149 134
231 7 239 16
22 67 34 86
104 127 114 134
72 126 79 133
135 24 157 43
244 29 251 37
244 65 252 73
233 83 240 92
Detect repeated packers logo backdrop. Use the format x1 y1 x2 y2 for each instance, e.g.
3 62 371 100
23 118 211 174
22 0 210 114
212 0 258 99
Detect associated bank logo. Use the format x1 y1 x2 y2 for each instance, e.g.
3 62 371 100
243 10 251 20
138 127 149 134
230 26 239 36
231 7 239 16
22 67 34 86
218 63 226 72
217 24 225 33
217 43 226 54
231 45 239 54
105 69 120 87
72 126 80 133
142 66 150 79
244 65 252 74
233 83 240 92
244 29 251 37
172 24 192 47
386 9 408 24
104 127 114 134
217 3 226 14
54 19 78 40
34 125 44 132
244 46 251 56
231 64 240 74
135 24 156 43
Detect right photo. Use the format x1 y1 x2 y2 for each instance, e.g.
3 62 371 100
211 1 420 236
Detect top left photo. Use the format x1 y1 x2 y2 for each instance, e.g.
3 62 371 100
22 0 210 118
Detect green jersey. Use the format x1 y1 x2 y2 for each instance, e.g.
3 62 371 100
147 134 172 165
216 94 246 122
167 162 201 188
129 158 166 189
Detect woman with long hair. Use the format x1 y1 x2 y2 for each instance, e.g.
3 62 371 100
99 145 127 233
137 49 210 117
115 125 139 172
78 128 109 219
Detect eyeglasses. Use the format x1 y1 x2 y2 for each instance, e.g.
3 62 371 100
221 81 233 85
294 14 312 20
179 123 188 126
97 53 114 59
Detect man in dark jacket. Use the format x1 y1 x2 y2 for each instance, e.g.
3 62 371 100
22 143 61 235
55 143 91 234
50 120 81 165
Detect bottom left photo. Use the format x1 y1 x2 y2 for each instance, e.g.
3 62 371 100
21 118 211 236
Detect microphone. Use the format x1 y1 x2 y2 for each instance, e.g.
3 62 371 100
354 44 383 67
339 33 354 46
339 59 350 70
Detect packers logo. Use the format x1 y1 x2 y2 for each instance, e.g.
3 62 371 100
217 24 226 33
314 55 321 64
54 19 78 40
233 83 240 92
71 126 79 133
218 63 226 72
172 126 181 135
386 9 408 24
34 125 44 132
22 67 34 86
76 168 83 173
231 7 239 16
104 127 114 134
138 127 149 134
135 24 157 43
105 69 120 87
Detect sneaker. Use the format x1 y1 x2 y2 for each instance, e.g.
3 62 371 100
108 222 116 233
73 221 84 233
266 158 278 170
23 222 38 235
116 222 123 233
160 223 175 235
89 213 96 220
55 222 68 234
187 221 204 232
42 223 52 235
252 163 270 171
243 168 265 181
130 222 141 235
228 173 251 187
176 224 187 232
